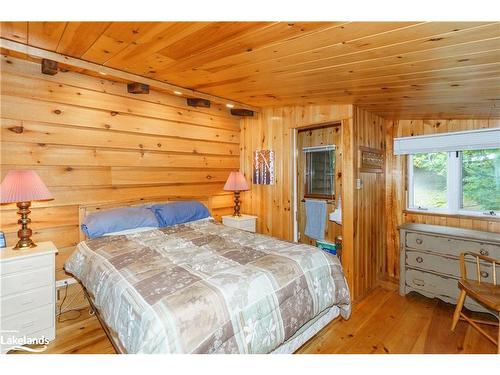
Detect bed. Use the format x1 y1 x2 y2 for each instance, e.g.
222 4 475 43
65 197 351 354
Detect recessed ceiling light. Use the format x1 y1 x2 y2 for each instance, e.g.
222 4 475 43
99 71 107 75
226 103 235 108
173 91 182 95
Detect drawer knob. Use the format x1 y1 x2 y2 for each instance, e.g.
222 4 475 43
413 278 425 287
416 256 424 264
480 271 489 278
415 238 423 245
479 249 489 256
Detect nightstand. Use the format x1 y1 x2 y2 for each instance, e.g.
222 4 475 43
0 241 58 354
222 214 257 233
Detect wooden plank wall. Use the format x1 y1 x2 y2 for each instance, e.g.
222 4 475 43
239 104 387 300
384 119 500 280
239 104 353 290
351 107 387 299
239 105 352 240
0 55 238 280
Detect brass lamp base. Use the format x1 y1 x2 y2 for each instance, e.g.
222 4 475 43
13 201 37 250
232 191 242 217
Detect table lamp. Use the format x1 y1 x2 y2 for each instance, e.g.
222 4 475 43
223 171 249 217
0 170 53 249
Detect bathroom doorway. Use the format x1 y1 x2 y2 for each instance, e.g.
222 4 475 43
296 123 342 245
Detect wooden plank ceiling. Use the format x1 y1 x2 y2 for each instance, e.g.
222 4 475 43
1 21 499 118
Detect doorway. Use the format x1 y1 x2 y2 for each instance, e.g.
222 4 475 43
296 123 342 245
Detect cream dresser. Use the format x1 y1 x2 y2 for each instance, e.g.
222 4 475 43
0 241 58 354
399 223 500 314
222 214 257 233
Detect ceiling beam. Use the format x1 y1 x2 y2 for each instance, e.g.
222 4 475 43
0 37 260 113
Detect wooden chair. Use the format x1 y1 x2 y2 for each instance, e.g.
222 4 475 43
451 251 500 353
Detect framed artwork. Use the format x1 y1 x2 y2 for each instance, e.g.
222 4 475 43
358 146 384 173
253 150 275 185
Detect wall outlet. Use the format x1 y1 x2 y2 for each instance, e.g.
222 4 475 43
55 277 77 289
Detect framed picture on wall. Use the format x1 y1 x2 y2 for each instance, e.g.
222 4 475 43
358 146 384 173
253 150 275 185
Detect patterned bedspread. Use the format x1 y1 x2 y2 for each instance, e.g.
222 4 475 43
65 218 351 353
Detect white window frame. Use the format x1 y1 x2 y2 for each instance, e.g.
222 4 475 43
407 151 497 218
407 153 451 214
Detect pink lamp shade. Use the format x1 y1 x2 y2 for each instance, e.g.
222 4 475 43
0 170 53 204
223 171 249 192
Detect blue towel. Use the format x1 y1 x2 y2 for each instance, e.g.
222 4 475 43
304 199 327 241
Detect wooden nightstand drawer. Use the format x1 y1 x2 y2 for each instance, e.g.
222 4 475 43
1 266 54 297
237 220 256 232
1 253 54 276
222 215 257 233
0 241 58 353
1 285 55 317
1 303 55 337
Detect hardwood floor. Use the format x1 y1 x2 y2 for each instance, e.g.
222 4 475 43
298 282 498 354
11 281 498 354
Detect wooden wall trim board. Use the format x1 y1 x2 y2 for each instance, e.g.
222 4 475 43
0 38 259 112
341 116 356 297
0 55 238 280
0 54 235 122
384 119 500 280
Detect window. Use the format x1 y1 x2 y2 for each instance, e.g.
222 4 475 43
410 152 448 210
461 149 500 213
408 148 500 216
304 146 335 199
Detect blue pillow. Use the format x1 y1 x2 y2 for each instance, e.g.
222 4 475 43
152 201 210 227
82 206 159 239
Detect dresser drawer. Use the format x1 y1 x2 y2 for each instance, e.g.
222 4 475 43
1 253 54 276
1 285 54 317
405 250 499 283
405 268 484 311
1 266 54 297
405 232 499 258
1 303 55 337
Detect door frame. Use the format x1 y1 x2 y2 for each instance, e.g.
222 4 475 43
292 121 342 243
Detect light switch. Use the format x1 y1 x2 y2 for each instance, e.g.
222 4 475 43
356 178 363 189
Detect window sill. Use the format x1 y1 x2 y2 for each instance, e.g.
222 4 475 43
403 209 500 222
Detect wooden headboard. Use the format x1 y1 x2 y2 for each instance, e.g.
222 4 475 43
78 196 212 241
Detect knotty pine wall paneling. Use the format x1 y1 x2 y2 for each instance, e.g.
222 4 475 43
351 107 387 299
239 104 387 300
0 55 238 280
240 105 353 291
239 105 352 239
384 119 500 280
